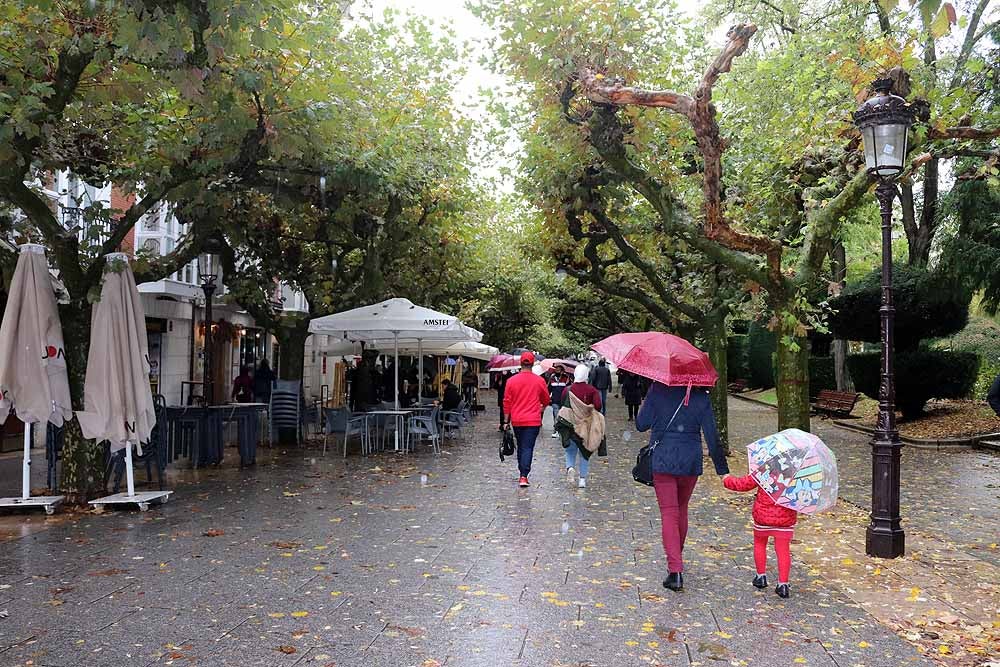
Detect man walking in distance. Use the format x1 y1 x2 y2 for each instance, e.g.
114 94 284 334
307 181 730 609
503 351 551 488
589 359 613 415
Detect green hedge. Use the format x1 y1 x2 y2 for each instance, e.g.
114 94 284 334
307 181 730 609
808 356 837 400
727 334 750 381
747 321 776 389
847 349 979 419
829 264 970 351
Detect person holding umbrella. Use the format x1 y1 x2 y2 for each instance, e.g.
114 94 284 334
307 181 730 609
594 332 729 592
723 429 838 599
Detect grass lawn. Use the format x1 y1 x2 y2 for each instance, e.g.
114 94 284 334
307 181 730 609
744 388 778 406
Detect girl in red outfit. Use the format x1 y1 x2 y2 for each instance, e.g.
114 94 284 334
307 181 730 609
723 473 798 598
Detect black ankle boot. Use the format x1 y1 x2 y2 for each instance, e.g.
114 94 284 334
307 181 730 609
775 583 790 598
752 574 767 589
663 572 683 592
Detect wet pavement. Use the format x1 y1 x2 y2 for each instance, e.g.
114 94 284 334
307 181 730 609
0 396 994 666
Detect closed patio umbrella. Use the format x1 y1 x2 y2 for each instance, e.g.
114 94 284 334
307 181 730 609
0 244 71 513
79 253 170 511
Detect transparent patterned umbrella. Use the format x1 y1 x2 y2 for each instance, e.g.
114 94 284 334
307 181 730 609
745 429 839 514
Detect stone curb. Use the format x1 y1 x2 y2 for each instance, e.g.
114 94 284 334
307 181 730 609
728 392 777 410
730 393 1000 452
833 420 1000 451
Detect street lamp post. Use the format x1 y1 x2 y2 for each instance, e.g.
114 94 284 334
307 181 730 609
853 78 915 559
198 234 226 406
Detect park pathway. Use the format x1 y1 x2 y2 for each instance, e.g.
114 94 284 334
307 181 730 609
1 394 995 666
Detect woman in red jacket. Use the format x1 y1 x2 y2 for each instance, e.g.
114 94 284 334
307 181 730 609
723 473 798 598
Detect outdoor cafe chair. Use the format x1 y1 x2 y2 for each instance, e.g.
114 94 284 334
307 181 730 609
441 400 466 440
407 406 441 454
323 407 369 457
103 394 169 493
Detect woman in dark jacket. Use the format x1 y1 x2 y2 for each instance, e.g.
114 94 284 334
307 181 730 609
636 383 729 592
621 372 644 422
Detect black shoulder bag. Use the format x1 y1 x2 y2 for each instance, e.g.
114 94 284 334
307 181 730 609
632 400 684 487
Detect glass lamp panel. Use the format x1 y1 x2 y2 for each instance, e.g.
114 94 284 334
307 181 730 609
871 123 908 176
862 126 877 172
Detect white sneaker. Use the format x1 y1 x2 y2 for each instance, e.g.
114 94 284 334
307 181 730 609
578 477 587 489
566 467 575 482
551 431 560 438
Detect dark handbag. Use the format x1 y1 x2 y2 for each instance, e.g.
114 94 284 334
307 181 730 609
499 428 516 462
597 437 607 457
631 400 684 486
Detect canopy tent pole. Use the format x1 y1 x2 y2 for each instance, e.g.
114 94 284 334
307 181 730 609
124 443 136 498
417 339 423 403
21 424 31 500
394 332 400 410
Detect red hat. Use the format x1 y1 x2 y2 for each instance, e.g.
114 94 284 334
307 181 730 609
520 351 535 365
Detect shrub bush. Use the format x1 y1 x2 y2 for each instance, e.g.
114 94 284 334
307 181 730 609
975 361 1000 401
727 334 750 381
747 321 776 389
932 316 1000 364
847 349 979 419
808 356 837 400
829 265 971 350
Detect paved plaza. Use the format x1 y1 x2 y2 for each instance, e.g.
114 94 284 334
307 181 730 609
0 397 997 666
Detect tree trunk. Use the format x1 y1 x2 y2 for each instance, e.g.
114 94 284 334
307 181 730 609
276 319 309 382
829 241 854 392
832 339 853 392
774 326 811 431
702 312 730 456
57 299 103 501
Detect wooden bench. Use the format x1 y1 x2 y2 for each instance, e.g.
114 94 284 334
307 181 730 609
727 378 748 394
814 389 861 417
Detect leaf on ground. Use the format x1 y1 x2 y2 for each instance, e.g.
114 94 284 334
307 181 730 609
270 540 302 549
277 645 297 654
202 528 225 537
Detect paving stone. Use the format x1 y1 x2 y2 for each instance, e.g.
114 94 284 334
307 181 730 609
0 398 953 666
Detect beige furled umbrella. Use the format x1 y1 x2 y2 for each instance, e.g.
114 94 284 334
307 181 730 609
79 254 170 511
77 253 155 452
0 244 71 512
0 244 73 426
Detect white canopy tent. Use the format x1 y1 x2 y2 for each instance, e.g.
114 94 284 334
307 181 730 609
308 298 483 411
388 340 499 362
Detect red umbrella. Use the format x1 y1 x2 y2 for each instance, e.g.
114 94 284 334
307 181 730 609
486 354 518 372
591 332 717 387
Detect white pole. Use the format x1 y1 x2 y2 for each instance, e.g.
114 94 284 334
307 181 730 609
393 333 400 409
417 339 423 404
124 444 136 498
393 332 400 452
21 423 31 500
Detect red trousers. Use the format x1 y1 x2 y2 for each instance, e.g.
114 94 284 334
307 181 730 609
652 473 698 572
753 527 793 583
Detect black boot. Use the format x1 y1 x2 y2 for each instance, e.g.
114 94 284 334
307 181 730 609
775 583 790 598
752 574 767 590
662 572 683 592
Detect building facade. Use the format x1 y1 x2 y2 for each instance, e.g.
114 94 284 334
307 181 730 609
14 171 316 407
